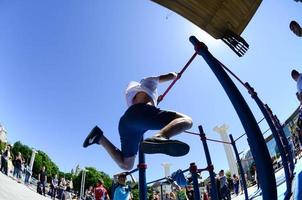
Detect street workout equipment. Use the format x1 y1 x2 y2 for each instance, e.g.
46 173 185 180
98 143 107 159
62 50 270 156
209 55 295 200
161 36 278 200
147 163 212 200
85 37 287 200
121 35 292 200
184 119 280 200
84 36 287 200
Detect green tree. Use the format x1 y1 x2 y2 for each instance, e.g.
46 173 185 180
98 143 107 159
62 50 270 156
0 141 6 152
225 170 233 191
73 167 112 194
11 141 32 164
32 150 59 180
131 183 139 200
64 172 74 181
176 189 187 200
58 171 65 178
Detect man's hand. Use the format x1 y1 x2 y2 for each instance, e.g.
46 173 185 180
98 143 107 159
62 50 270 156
170 72 178 79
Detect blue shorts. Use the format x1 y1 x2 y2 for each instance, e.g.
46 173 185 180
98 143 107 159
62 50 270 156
118 103 177 157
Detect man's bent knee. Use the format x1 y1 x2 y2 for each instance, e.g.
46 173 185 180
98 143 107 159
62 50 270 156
185 116 193 128
178 114 193 129
119 156 135 170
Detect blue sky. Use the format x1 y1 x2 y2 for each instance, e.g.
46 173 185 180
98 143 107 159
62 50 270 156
0 0 301 181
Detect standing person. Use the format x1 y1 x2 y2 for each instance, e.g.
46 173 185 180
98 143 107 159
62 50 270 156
113 173 133 200
85 185 95 200
13 152 23 183
219 170 230 200
252 165 259 190
38 166 47 196
292 69 302 104
232 174 239 196
83 73 193 170
64 180 72 200
292 69 302 158
94 179 110 200
290 20 302 37
215 174 222 200
58 177 66 199
24 163 32 185
51 174 59 199
0 145 11 175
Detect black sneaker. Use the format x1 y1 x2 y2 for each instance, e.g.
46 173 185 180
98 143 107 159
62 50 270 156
140 137 190 157
83 126 103 148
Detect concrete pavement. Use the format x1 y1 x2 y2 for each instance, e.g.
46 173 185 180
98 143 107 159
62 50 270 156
0 173 49 200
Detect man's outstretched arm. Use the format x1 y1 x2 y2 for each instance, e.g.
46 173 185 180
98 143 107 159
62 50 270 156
158 72 177 83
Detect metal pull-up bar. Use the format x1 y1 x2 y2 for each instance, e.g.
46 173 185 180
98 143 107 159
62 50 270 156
157 52 198 104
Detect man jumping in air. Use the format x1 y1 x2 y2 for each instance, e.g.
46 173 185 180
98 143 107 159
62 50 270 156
83 72 192 170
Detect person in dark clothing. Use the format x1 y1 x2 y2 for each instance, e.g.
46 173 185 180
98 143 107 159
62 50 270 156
24 163 32 185
38 166 47 196
0 145 11 175
215 175 221 200
232 174 239 196
219 170 231 200
13 152 23 182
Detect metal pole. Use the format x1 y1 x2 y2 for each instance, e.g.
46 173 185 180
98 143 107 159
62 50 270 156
191 36 277 200
273 114 295 173
80 170 86 199
138 138 147 200
160 183 163 200
198 125 219 200
229 134 249 200
190 162 201 200
244 83 291 199
28 148 36 183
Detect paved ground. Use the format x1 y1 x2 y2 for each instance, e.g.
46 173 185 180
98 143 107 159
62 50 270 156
0 173 49 200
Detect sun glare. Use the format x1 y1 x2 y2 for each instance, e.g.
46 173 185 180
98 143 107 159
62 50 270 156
190 25 222 48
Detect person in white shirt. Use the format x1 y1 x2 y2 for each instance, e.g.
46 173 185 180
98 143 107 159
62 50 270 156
51 174 59 199
292 69 302 134
83 72 192 170
292 69 302 103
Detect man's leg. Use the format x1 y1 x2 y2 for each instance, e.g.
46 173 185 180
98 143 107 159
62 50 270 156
4 162 8 175
141 110 193 157
98 136 136 170
42 182 46 196
153 112 192 139
83 126 136 170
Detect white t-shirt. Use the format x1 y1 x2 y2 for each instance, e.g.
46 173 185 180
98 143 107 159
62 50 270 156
125 76 159 107
297 74 302 93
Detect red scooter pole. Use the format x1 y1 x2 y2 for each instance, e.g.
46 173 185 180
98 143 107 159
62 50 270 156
157 52 198 104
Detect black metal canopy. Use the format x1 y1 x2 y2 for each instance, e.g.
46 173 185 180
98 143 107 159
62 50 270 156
151 0 262 56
